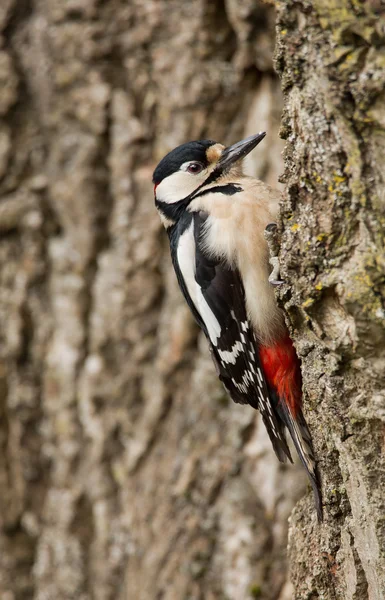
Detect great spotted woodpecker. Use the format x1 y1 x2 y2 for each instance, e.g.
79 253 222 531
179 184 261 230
153 133 322 520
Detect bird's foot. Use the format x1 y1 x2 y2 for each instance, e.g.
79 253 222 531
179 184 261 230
264 222 285 286
268 257 284 286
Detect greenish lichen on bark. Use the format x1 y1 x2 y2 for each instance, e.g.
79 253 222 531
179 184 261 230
275 1 385 598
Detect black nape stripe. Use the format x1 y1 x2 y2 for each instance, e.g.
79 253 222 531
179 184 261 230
156 183 243 224
198 165 224 189
193 184 243 199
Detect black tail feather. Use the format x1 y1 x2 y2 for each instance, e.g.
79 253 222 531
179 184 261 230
277 401 323 521
260 412 293 465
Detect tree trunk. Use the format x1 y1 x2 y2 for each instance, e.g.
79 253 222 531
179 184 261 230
0 1 302 599
1 1 384 599
275 2 385 599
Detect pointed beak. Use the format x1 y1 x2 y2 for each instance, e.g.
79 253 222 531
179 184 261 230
216 132 266 171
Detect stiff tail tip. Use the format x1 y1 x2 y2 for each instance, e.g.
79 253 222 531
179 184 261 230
280 403 323 521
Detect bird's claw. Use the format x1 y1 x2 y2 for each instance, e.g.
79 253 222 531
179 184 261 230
268 257 284 285
264 223 285 286
265 222 278 234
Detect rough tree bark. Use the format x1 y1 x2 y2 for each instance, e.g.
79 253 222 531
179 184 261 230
275 2 385 599
0 1 383 599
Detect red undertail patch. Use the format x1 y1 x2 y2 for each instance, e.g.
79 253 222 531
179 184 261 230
259 334 302 417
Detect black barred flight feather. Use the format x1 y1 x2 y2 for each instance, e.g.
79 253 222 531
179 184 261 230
168 211 292 464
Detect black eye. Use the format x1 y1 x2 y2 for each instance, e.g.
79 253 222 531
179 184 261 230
187 162 203 174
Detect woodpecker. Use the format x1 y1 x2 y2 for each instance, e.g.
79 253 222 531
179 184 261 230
153 133 322 520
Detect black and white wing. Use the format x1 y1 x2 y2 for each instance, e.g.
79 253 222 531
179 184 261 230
170 211 292 463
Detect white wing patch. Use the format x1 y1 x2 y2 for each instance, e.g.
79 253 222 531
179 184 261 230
197 294 221 343
177 221 221 344
176 222 197 301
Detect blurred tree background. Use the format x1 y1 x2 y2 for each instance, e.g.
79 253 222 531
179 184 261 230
0 1 384 599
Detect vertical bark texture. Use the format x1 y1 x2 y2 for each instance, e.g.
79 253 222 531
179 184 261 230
0 1 304 599
275 2 385 599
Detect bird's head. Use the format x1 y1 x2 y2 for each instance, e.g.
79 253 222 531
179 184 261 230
153 132 266 228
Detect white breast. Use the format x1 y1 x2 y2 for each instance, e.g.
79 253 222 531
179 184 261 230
188 181 285 344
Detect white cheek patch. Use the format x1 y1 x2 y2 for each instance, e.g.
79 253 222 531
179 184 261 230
156 171 205 204
177 222 221 344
